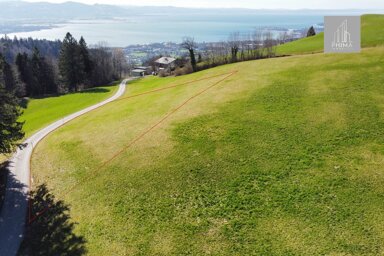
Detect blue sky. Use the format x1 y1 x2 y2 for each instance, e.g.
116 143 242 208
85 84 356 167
24 0 384 9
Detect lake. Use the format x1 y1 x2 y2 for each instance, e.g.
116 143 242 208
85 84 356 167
6 12 349 47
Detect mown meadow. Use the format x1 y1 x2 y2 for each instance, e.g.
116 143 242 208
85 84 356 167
30 37 384 255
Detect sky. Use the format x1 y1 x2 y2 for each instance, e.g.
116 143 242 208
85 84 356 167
24 0 384 10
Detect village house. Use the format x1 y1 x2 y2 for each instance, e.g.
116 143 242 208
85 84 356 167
154 57 176 74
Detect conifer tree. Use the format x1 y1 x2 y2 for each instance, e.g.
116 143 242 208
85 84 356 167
15 52 31 95
30 48 57 95
79 36 93 78
59 33 84 91
0 53 16 92
307 26 316 37
0 83 24 154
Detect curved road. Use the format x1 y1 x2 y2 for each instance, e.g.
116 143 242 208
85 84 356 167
0 79 131 256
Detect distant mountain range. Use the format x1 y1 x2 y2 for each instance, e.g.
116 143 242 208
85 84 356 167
0 1 380 21
0 1 382 37
0 1 128 20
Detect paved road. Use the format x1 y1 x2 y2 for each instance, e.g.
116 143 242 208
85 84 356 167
0 79 131 256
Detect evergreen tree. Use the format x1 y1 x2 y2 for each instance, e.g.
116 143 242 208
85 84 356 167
40 58 57 95
15 52 31 95
59 33 84 92
307 26 316 37
30 48 42 95
31 48 58 95
16 49 58 96
0 53 16 92
0 83 24 154
78 37 93 78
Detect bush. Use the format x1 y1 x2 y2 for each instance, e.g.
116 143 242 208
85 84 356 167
174 64 193 76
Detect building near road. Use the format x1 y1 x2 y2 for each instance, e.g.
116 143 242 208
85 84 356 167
154 57 176 74
130 66 152 77
131 69 146 77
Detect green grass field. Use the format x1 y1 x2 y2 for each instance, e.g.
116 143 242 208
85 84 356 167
19 85 118 138
30 35 384 255
277 14 384 55
0 85 117 164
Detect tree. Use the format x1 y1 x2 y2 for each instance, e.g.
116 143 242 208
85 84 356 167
31 48 57 95
307 26 316 37
112 48 127 79
228 32 240 62
263 31 277 58
15 53 31 95
59 33 84 92
0 53 16 92
89 42 115 87
181 37 197 72
0 83 24 154
78 37 93 79
16 49 58 96
252 29 263 59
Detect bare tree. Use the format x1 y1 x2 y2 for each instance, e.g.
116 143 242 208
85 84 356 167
181 37 197 72
263 31 277 58
278 31 293 45
252 29 263 59
215 41 227 64
228 32 240 63
89 42 114 86
240 33 251 61
112 48 128 79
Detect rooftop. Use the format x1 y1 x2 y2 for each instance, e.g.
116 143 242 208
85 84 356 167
155 57 176 65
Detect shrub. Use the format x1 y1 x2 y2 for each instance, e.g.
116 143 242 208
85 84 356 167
174 64 193 76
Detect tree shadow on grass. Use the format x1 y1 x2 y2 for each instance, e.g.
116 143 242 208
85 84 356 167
78 87 110 94
28 87 111 100
18 184 87 256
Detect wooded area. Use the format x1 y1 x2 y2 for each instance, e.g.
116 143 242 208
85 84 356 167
0 33 128 98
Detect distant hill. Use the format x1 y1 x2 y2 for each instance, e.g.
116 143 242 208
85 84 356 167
0 1 380 21
0 1 127 20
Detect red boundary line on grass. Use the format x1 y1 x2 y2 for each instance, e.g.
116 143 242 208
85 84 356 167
28 70 238 224
114 72 238 102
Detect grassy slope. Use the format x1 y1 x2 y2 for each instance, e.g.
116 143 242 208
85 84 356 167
31 44 384 255
0 85 117 164
20 85 118 138
277 14 384 55
277 32 324 55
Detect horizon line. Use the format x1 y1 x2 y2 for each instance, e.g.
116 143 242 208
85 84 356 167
18 1 384 11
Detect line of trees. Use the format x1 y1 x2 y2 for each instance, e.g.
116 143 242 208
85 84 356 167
0 33 129 154
59 33 93 92
0 83 24 154
16 49 57 96
0 36 61 64
0 33 129 98
58 33 129 92
181 30 282 73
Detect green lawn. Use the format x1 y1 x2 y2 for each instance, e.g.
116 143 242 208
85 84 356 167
277 14 384 55
30 43 384 255
19 85 118 138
